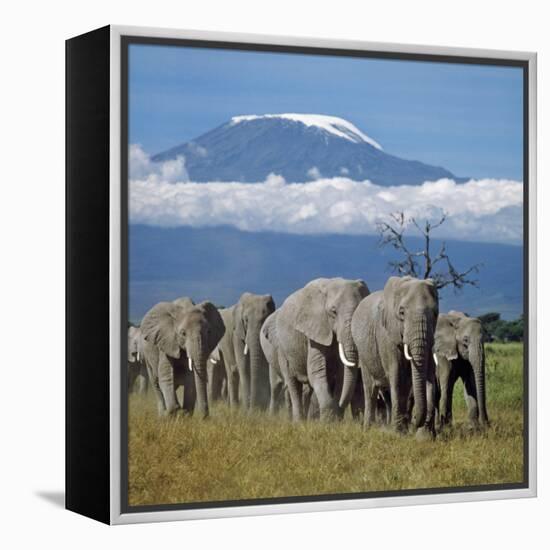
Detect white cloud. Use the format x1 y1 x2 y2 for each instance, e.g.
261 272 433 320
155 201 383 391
129 144 189 183
307 166 322 180
129 145 524 244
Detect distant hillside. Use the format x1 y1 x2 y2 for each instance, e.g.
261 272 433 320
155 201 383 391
151 114 463 185
128 225 522 323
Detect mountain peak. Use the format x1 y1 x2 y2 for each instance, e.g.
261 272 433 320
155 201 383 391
229 113 383 150
152 114 461 186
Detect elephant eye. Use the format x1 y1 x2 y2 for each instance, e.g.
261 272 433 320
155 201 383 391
329 305 337 316
462 335 470 345
398 306 405 319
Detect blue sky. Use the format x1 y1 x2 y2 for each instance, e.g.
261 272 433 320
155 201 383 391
129 43 524 180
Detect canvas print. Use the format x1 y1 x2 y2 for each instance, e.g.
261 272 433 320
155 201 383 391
125 41 526 509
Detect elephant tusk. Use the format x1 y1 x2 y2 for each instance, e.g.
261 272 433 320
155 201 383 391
188 357 193 371
433 353 439 367
244 343 248 356
136 351 140 362
338 342 356 367
404 344 413 361
210 357 218 364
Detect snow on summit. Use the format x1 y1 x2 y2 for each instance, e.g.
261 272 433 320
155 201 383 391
230 113 383 150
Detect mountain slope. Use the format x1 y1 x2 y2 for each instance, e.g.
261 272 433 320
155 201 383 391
129 225 522 322
152 114 462 186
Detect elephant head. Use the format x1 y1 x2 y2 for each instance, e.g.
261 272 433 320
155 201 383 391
290 278 370 409
381 276 439 430
435 311 488 425
234 293 276 409
127 326 142 364
141 298 225 418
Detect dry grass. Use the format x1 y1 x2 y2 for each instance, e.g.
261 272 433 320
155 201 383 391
128 343 524 507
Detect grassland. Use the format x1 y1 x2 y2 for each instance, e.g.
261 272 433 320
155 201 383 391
128 342 524 507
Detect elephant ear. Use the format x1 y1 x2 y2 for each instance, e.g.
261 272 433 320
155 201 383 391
353 279 371 299
380 276 409 343
141 302 182 359
291 280 332 346
434 314 459 359
198 301 226 353
261 311 277 342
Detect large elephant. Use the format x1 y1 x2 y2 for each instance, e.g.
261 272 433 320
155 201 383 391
233 293 276 411
433 311 489 429
351 276 439 439
141 297 225 418
276 277 370 421
127 326 148 394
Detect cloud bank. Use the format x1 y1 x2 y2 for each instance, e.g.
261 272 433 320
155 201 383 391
129 145 523 244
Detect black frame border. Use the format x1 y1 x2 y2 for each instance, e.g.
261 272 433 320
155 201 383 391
119 34 530 515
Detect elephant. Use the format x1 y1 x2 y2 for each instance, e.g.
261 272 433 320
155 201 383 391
140 297 225 418
351 276 439 439
233 293 276 411
276 277 370 422
260 310 291 416
433 311 489 429
127 326 148 394
210 306 239 409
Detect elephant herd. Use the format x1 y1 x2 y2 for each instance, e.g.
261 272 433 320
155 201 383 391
128 275 489 440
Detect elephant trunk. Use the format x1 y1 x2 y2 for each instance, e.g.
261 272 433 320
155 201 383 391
470 338 489 426
405 311 434 430
338 324 359 410
248 330 268 410
188 337 209 419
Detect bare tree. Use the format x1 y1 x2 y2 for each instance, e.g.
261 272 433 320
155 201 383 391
376 211 482 291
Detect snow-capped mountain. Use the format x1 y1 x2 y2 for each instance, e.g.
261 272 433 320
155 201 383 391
152 114 462 185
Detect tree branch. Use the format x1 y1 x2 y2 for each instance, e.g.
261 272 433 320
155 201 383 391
376 211 481 292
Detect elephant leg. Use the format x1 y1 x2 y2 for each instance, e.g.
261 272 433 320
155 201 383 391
136 373 148 395
238 360 251 412
182 371 196 416
158 357 179 415
351 394 363 421
361 368 377 429
380 389 392 424
284 388 292 419
301 383 312 417
307 391 320 420
307 341 336 421
269 365 283 415
460 366 480 428
128 364 138 393
221 377 228 402
222 353 238 409
144 360 165 414
226 367 239 409
425 363 437 435
150 376 166 415
286 374 304 422
207 361 215 405
438 359 458 428
389 361 410 434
